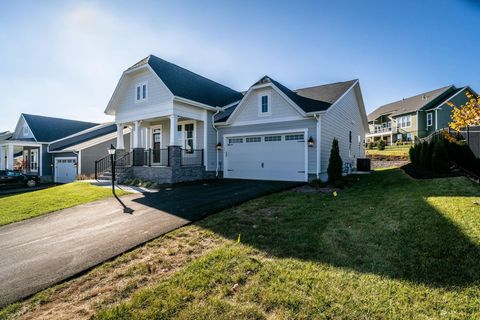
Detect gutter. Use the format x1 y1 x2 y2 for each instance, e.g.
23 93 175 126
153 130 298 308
314 114 321 179
211 109 221 177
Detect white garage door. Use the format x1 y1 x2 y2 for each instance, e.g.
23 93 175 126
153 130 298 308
224 132 307 182
55 158 77 183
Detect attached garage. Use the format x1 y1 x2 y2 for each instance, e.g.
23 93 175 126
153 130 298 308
54 157 77 183
223 130 307 182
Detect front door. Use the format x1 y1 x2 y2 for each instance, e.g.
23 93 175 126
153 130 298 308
152 128 162 164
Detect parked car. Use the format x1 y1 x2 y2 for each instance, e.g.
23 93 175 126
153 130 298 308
0 170 40 188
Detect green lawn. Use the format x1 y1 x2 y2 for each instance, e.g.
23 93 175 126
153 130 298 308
2 170 480 319
366 145 411 157
0 183 128 226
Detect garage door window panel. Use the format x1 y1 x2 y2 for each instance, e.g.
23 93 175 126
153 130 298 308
246 137 261 143
285 134 304 141
265 135 281 142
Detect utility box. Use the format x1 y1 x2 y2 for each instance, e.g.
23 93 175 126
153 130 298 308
357 158 371 172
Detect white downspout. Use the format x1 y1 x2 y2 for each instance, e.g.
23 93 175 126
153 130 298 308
314 114 321 179
211 109 221 177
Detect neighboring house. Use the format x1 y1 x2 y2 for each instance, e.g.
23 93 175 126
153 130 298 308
103 55 368 182
0 114 130 183
366 85 474 145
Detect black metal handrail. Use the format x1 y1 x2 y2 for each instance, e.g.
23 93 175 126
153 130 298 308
94 151 132 180
143 148 169 166
181 149 204 167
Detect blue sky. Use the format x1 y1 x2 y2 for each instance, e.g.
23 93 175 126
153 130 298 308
0 0 479 131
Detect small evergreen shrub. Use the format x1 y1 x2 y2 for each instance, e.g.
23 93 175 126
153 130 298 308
426 140 435 168
420 141 429 167
327 138 343 183
432 139 449 173
377 139 386 150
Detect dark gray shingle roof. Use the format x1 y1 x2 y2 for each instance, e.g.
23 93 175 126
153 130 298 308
22 114 99 142
129 55 243 107
49 123 117 151
367 85 455 121
214 77 356 122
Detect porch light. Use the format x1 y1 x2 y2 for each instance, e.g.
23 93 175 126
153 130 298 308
308 136 315 147
216 142 222 151
108 144 116 155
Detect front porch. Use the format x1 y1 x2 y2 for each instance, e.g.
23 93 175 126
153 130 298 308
98 114 209 185
0 142 42 175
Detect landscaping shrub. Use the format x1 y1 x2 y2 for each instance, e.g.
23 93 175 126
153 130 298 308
367 142 375 150
377 139 386 150
426 140 435 168
409 145 415 163
432 139 449 173
420 141 429 167
327 138 343 182
414 143 422 165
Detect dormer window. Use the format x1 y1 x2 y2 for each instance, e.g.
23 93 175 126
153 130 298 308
258 94 271 116
135 82 148 102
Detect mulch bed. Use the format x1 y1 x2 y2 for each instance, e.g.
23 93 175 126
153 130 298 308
401 163 462 180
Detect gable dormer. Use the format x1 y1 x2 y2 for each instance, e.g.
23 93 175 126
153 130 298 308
12 115 35 141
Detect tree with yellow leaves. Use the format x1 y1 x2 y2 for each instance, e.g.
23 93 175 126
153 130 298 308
447 91 480 131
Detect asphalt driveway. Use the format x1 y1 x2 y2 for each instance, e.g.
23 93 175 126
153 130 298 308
0 179 299 307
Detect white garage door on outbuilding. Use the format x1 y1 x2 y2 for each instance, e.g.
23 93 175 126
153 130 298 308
224 130 307 182
54 157 77 183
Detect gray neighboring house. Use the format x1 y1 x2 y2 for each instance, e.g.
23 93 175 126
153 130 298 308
103 55 368 182
0 114 129 183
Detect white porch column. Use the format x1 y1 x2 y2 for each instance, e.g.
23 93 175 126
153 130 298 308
133 121 142 148
0 146 5 170
6 144 14 170
145 127 151 149
169 115 179 145
116 123 125 149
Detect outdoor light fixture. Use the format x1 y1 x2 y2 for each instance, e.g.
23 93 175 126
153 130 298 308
108 144 116 156
308 136 315 147
216 142 222 151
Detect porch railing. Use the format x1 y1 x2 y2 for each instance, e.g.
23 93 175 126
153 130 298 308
143 148 169 166
181 149 204 167
94 151 132 180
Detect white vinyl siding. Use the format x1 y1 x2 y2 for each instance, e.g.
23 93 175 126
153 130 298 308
114 69 173 122
320 85 366 179
231 88 301 123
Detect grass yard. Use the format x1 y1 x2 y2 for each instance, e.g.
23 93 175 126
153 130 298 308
0 183 128 226
2 169 480 319
366 144 411 157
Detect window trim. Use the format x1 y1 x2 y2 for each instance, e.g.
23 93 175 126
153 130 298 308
258 93 271 117
426 112 433 127
134 81 148 103
397 115 412 129
177 120 196 151
29 149 39 172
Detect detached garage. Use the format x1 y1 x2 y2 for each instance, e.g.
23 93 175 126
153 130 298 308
224 131 307 182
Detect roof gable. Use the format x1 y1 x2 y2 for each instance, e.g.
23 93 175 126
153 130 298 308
367 85 455 121
216 77 356 123
22 114 99 142
138 55 243 107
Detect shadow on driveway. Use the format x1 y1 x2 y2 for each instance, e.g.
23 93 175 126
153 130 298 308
132 179 303 221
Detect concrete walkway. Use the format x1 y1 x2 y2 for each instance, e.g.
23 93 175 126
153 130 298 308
0 179 299 307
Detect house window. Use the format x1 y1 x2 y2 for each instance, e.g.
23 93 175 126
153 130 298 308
258 94 271 116
29 149 38 172
23 125 29 136
135 82 148 102
397 133 403 141
427 113 433 127
177 122 195 152
246 137 261 143
406 133 412 141
397 115 411 128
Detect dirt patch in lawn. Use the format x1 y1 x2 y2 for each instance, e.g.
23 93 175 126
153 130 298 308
4 227 224 320
367 154 408 161
401 163 462 180
371 160 409 169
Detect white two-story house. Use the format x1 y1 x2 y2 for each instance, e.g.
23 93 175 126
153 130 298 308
103 55 368 182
